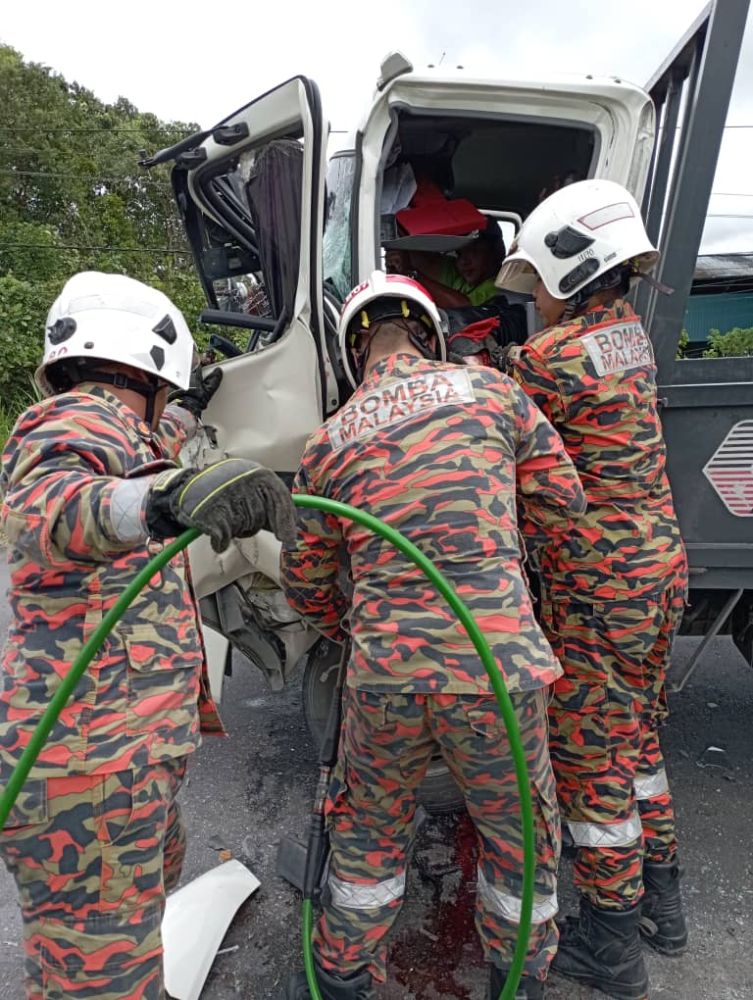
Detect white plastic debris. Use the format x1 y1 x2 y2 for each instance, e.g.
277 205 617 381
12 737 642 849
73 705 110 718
162 859 260 1000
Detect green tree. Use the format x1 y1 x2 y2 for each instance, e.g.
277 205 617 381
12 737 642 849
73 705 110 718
704 326 753 358
0 44 210 425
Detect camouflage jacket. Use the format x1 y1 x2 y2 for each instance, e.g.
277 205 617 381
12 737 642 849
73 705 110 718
0 385 223 778
509 300 688 600
281 354 586 694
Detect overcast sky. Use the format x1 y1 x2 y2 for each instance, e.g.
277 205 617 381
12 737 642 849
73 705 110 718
3 0 753 254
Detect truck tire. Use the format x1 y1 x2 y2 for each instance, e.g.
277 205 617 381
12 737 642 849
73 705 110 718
302 640 464 814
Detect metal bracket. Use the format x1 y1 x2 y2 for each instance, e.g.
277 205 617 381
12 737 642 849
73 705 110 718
669 588 744 692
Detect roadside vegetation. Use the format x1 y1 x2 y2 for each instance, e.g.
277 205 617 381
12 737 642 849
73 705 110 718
0 44 207 432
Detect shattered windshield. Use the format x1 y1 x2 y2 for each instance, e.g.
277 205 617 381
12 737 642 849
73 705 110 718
323 152 356 301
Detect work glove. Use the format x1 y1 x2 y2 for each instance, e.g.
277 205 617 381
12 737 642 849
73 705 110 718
145 458 297 552
168 366 223 419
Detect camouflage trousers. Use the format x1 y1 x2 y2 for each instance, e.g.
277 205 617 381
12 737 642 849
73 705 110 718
0 757 187 1000
542 583 685 910
315 687 560 983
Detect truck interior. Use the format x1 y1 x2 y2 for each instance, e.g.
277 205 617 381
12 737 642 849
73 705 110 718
379 109 597 226
176 106 601 364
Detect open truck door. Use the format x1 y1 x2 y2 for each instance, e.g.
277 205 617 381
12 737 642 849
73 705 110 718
633 0 753 684
143 77 334 691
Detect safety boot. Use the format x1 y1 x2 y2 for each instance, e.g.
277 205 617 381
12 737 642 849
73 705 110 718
551 898 648 1000
489 964 545 999
640 860 688 955
285 964 374 1000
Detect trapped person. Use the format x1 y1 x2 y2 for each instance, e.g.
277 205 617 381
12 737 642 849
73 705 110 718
497 180 689 1000
387 219 507 309
282 272 587 1000
0 272 295 1000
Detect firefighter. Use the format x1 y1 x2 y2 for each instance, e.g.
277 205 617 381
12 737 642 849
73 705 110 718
496 179 689 1000
0 272 295 1000
281 271 587 1000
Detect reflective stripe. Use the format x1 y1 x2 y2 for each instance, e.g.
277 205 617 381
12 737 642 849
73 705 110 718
568 812 642 848
110 478 152 543
477 868 558 925
327 871 405 910
634 769 669 800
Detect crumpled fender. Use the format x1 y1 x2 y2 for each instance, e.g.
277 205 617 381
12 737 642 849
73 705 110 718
162 859 260 1000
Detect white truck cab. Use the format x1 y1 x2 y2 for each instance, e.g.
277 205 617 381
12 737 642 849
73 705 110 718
327 61 655 300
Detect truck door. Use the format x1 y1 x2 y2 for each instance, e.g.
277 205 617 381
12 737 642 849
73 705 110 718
143 77 333 689
147 76 336 475
634 0 753 665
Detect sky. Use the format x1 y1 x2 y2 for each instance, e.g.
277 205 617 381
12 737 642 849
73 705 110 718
3 0 753 254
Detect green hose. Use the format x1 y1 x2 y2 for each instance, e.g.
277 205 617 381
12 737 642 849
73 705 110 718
0 496 535 1000
294 495 533 1000
0 528 201 833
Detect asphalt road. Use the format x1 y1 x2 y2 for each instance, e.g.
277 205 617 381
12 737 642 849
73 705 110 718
0 562 752 998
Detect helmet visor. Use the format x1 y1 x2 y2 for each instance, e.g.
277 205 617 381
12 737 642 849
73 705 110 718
495 257 540 295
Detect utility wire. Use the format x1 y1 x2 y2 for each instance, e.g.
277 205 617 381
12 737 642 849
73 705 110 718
0 126 194 134
0 126 350 134
0 242 191 255
0 168 171 183
706 213 753 220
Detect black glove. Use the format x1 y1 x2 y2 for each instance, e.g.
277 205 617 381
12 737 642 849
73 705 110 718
168 366 223 419
146 458 297 552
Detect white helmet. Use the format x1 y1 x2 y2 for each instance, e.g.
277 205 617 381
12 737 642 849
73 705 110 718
36 271 196 396
495 179 659 300
338 271 446 389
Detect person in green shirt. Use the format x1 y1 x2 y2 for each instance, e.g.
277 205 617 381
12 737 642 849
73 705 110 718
386 220 506 309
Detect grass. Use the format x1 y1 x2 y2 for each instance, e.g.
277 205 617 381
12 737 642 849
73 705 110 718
0 404 18 546
0 404 16 452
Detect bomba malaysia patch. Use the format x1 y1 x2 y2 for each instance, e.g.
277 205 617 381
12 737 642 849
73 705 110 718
328 368 476 450
581 321 654 377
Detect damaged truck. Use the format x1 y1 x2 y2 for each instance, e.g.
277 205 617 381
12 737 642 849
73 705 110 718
143 0 753 811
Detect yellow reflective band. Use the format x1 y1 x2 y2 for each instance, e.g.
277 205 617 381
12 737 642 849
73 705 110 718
177 459 262 516
176 458 234 505
188 467 261 517
401 299 410 318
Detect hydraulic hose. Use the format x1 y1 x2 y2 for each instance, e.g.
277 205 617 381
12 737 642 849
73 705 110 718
0 528 201 834
293 496 533 1000
0 496 535 1000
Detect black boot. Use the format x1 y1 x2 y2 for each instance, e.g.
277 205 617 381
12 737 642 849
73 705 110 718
551 898 648 1000
285 964 374 1000
640 860 688 955
489 964 545 999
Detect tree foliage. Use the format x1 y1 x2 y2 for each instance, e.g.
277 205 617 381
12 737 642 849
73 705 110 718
0 44 208 416
704 326 753 358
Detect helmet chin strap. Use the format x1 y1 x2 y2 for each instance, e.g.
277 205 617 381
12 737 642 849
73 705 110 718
85 369 161 426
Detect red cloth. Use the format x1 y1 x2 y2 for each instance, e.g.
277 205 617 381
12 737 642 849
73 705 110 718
396 180 486 237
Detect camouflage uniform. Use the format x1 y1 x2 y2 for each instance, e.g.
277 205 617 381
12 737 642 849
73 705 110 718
282 353 586 982
509 300 688 910
0 384 222 1000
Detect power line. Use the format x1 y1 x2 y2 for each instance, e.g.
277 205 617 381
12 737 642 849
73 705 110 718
0 126 194 134
0 242 191 255
0 125 349 134
667 123 753 130
706 217 753 223
0 168 170 183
